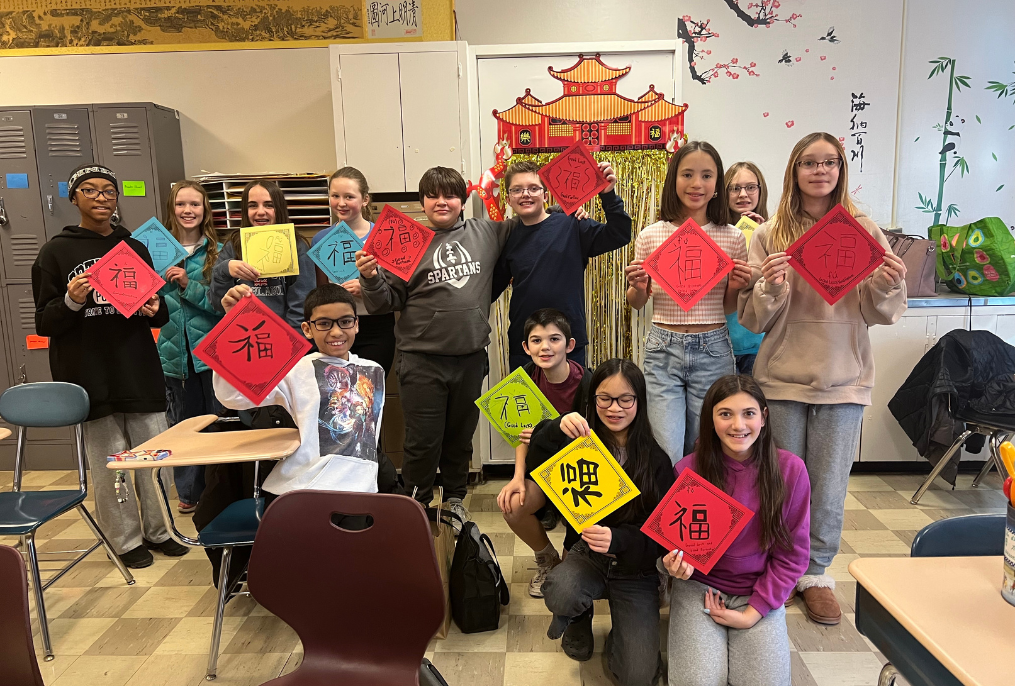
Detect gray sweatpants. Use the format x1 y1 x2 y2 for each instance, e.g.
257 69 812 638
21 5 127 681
667 578 790 686
767 400 863 576
83 412 170 555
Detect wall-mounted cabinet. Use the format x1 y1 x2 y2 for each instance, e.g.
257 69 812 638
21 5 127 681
330 42 469 194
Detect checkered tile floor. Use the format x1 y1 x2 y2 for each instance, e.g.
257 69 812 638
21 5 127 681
1 468 1008 686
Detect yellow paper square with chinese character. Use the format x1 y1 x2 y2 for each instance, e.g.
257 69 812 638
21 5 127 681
735 215 759 248
532 431 640 532
240 223 300 278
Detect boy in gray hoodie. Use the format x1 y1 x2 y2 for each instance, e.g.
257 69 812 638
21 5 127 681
357 167 515 526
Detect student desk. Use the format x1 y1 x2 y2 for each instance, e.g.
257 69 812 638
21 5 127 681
0 428 10 441
849 556 1015 686
104 414 300 543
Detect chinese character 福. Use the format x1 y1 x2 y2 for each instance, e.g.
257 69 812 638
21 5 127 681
560 458 603 508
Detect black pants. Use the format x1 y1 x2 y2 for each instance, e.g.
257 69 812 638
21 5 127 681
351 312 396 377
398 349 487 504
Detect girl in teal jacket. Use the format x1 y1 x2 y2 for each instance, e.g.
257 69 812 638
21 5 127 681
157 180 223 512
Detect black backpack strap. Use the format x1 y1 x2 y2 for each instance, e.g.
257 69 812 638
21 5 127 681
479 533 511 606
426 506 462 530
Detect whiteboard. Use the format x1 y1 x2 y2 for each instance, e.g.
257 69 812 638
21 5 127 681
677 0 903 225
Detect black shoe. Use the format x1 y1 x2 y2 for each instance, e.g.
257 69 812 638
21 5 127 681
144 537 190 557
540 508 560 531
119 545 154 569
560 608 594 662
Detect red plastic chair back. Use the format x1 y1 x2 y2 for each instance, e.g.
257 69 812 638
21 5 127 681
247 491 445 686
0 545 45 686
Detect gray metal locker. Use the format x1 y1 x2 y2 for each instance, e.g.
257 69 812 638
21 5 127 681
0 280 15 441
92 103 184 231
4 282 69 442
32 107 94 241
0 110 48 282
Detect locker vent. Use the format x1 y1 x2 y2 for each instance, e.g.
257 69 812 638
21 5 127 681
10 234 40 266
45 123 83 157
18 297 35 330
108 122 142 156
0 125 27 159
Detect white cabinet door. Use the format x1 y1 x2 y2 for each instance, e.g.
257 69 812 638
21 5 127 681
398 51 463 191
338 53 406 192
860 308 970 462
996 313 1015 346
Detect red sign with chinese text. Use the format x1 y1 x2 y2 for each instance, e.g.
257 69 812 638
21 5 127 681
641 468 754 575
786 204 886 305
642 219 733 312
363 205 435 282
88 241 165 318
538 140 609 215
194 295 311 404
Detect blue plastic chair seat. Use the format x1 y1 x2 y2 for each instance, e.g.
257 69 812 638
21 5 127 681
198 498 264 547
0 490 87 536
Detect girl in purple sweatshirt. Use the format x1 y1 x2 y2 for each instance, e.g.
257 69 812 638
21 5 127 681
663 374 810 685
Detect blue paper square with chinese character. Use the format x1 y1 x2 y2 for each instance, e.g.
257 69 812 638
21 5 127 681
308 222 365 284
131 217 188 277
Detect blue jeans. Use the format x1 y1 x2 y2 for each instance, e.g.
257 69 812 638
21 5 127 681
643 325 735 464
542 542 661 686
166 353 222 505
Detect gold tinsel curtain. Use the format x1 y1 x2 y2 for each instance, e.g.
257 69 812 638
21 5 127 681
490 149 670 378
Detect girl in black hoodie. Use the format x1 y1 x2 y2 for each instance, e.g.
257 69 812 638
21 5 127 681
528 359 674 686
32 163 187 569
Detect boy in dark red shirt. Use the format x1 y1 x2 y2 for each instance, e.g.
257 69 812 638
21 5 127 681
496 309 590 597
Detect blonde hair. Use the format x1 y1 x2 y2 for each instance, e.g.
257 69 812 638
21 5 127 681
165 180 219 283
724 161 770 223
768 132 858 252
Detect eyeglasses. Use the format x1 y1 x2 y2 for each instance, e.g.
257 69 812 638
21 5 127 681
507 186 545 197
729 184 760 195
594 393 637 410
796 158 842 172
77 188 118 200
307 316 358 331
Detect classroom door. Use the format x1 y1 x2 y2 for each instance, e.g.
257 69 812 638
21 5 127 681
398 51 463 191
32 107 94 241
92 106 158 231
0 109 47 282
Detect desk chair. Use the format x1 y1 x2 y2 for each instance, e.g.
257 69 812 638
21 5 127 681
148 441 265 681
875 513 1007 685
247 491 446 686
0 544 44 686
0 382 134 661
910 409 1015 504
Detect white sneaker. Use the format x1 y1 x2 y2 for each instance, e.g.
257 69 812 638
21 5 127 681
445 498 471 535
528 551 560 598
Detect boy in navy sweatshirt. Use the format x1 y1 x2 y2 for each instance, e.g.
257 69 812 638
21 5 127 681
492 160 631 369
357 167 517 528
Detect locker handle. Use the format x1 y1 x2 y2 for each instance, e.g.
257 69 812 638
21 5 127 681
47 194 54 213
0 196 7 226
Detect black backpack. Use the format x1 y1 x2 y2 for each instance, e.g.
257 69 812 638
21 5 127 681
449 521 510 633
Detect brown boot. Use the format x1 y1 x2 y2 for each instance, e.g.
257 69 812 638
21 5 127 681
784 588 796 607
800 585 841 625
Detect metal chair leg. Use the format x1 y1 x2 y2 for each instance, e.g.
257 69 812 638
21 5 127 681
877 662 899 686
971 458 994 488
26 533 54 661
911 429 973 504
77 504 134 585
207 546 234 681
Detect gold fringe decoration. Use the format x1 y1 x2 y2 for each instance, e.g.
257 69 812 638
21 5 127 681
491 149 670 375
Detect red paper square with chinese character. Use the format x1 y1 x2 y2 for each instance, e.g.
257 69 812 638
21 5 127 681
642 219 734 312
88 241 165 318
362 205 435 282
786 204 886 305
640 469 754 575
538 140 610 216
194 295 312 404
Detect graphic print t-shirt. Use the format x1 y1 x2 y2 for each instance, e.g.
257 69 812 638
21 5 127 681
313 357 385 462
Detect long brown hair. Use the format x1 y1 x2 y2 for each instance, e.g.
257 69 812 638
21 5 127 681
768 132 859 252
724 161 770 224
165 180 218 283
330 166 373 222
696 375 791 551
228 179 307 253
659 141 729 227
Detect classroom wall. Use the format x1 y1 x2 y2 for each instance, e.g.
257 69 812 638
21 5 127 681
0 48 338 176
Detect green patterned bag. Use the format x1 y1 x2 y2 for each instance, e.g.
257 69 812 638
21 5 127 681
929 217 1015 296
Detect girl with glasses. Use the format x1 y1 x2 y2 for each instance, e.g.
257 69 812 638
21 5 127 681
724 162 771 376
737 132 907 625
527 359 674 686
